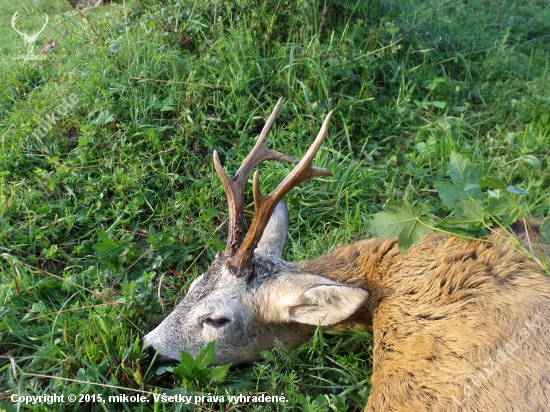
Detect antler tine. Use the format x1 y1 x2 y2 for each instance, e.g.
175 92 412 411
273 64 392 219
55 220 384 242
39 14 49 34
11 13 25 37
234 98 299 181
213 98 300 256
226 110 334 277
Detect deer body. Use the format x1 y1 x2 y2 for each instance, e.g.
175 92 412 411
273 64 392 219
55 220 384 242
143 100 550 411
299 233 550 411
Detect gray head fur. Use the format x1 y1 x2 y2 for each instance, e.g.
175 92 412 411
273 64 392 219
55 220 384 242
142 201 369 365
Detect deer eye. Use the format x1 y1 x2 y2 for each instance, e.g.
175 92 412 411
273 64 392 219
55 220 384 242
205 317 230 327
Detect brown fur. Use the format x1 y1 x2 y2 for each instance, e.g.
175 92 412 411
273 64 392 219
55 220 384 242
298 231 550 411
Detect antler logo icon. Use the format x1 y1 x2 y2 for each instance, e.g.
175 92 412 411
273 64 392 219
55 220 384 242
11 12 49 55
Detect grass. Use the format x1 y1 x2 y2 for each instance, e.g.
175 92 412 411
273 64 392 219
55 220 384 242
0 0 549 410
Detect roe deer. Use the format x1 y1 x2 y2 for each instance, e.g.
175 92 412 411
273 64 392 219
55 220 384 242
143 99 550 411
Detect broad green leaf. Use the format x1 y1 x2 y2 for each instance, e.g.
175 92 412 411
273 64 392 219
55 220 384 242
92 243 118 252
436 217 485 230
97 231 116 244
94 110 115 125
431 100 446 109
427 77 446 90
151 97 175 112
194 340 216 369
454 199 486 224
173 343 229 389
521 155 541 170
485 197 520 226
367 199 434 253
435 219 488 237
118 234 134 246
155 365 173 375
435 181 469 211
505 186 529 195
209 364 231 383
395 219 434 252
178 350 196 370
93 232 118 252
477 177 506 190
448 152 483 200
192 367 212 382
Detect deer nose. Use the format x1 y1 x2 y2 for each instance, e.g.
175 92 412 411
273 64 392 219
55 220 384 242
141 339 179 365
143 343 159 362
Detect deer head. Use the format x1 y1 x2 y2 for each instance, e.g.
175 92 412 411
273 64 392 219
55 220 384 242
142 99 370 365
11 12 49 54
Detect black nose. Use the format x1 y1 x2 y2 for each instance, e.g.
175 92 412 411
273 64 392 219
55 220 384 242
144 343 158 361
142 341 178 365
140 337 158 361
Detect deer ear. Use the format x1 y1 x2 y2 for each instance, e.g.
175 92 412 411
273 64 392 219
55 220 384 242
263 274 370 326
255 201 289 258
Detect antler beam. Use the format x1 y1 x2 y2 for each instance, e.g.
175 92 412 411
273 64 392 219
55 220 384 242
213 98 299 256
225 109 334 276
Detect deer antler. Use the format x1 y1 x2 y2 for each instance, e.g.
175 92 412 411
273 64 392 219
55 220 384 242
213 98 300 257
11 12 49 52
215 101 334 277
37 14 49 38
11 13 26 38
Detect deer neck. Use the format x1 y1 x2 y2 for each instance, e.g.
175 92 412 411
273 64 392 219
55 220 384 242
295 237 401 327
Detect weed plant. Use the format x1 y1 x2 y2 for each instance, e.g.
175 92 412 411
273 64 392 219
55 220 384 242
0 0 549 411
